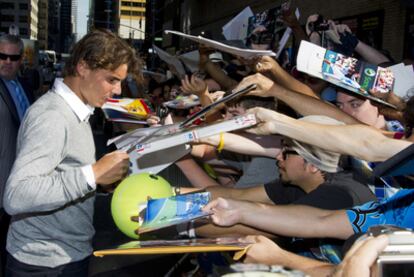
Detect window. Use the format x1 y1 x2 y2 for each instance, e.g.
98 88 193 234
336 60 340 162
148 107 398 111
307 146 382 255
121 10 131 16
19 3 28 9
131 11 144 16
20 28 28 35
122 1 131 6
0 2 14 9
19 16 27 23
2 15 14 22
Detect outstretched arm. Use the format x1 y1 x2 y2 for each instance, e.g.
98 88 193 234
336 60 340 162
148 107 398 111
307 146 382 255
254 56 318 98
197 132 282 158
199 46 238 91
246 107 412 162
175 155 220 188
242 235 334 277
355 40 390 66
281 6 309 49
203 197 353 240
235 73 362 125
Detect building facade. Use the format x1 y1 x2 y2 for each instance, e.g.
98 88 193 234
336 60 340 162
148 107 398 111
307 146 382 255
0 0 39 40
71 0 78 40
37 0 48 49
59 0 74 53
119 0 146 40
91 0 119 33
47 0 60 51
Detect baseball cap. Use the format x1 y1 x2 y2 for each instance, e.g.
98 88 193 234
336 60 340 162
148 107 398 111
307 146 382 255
286 115 345 173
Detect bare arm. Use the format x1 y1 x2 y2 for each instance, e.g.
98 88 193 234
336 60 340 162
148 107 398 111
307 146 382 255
179 185 272 204
281 6 309 48
196 223 274 238
203 198 353 240
206 185 271 203
198 46 238 91
204 61 238 91
355 40 390 65
175 156 273 203
255 56 318 98
197 43 235 90
242 235 334 277
235 73 362 125
198 132 282 158
176 178 272 203
175 155 220 188
247 107 412 162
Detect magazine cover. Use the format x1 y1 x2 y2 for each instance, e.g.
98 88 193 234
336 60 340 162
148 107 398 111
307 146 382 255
138 192 211 234
322 50 394 94
297 40 396 108
102 98 154 124
93 237 250 257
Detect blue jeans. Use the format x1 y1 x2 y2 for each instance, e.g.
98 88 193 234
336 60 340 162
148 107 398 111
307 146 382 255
5 253 89 277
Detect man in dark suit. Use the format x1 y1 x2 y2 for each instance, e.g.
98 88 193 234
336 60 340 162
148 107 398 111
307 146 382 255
0 34 34 275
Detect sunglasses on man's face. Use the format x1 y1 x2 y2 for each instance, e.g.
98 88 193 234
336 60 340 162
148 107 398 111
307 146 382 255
0 52 22 61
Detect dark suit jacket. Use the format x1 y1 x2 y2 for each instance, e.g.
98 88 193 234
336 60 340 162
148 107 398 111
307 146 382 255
0 77 34 208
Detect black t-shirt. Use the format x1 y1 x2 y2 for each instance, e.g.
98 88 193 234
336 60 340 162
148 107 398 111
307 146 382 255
265 171 377 263
264 171 377 209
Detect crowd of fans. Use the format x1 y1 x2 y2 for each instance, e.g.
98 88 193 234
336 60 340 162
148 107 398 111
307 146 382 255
1 4 414 277
132 7 413 276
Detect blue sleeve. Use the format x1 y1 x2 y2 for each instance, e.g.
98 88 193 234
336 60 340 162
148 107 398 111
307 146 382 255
346 201 385 233
346 189 414 233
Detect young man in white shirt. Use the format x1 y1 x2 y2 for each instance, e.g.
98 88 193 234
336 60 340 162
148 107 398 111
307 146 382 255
4 29 141 277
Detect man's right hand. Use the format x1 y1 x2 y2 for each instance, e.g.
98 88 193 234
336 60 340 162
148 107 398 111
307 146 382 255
92 150 130 187
241 235 286 265
254 56 279 74
234 73 276 98
244 107 284 135
202 197 244 226
181 74 208 96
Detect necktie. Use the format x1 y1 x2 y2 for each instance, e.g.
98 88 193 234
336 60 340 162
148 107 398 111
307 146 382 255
10 80 29 120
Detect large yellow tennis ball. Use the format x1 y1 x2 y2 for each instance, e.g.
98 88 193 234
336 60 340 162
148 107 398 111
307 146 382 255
111 173 173 239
